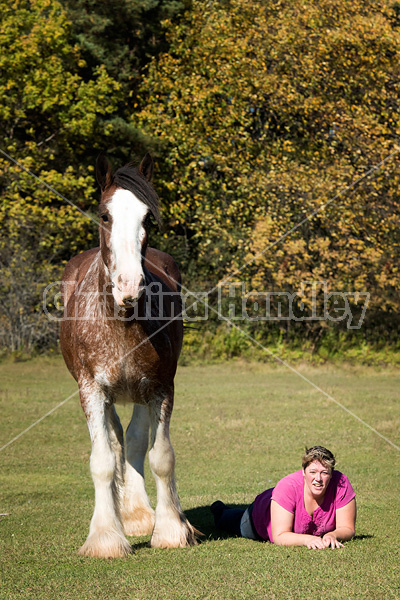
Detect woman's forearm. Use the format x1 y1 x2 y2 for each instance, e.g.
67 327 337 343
324 526 355 542
273 531 322 547
274 527 354 548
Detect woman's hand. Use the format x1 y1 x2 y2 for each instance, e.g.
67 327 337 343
322 533 344 549
306 536 328 550
306 534 343 549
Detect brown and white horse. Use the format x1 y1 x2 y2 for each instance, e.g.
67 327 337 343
60 154 197 558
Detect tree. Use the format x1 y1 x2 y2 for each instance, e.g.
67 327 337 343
137 0 400 342
0 0 121 352
0 0 192 353
60 0 191 163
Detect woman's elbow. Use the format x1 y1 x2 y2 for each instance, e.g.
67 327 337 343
271 532 289 546
338 526 355 541
272 536 283 546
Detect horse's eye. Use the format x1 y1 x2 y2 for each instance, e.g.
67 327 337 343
101 214 109 222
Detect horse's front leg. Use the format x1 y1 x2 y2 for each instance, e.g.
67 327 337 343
148 388 197 548
122 404 155 536
79 384 132 558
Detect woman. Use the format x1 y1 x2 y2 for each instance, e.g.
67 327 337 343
211 446 356 549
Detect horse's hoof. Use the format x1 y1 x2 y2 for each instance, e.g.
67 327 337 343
79 530 132 558
150 519 198 548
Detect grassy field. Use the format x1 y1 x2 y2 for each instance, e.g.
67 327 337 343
0 356 399 599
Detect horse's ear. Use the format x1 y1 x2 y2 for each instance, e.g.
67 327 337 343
96 153 113 191
139 153 154 182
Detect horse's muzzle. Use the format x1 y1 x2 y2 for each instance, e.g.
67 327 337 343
121 286 145 307
111 273 146 308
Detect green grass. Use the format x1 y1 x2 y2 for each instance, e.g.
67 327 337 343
0 357 399 599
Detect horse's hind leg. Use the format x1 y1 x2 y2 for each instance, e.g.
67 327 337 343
122 404 155 536
79 387 131 558
148 389 197 548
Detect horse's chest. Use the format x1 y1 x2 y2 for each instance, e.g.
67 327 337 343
77 322 161 403
94 329 161 394
95 366 155 404
79 319 159 366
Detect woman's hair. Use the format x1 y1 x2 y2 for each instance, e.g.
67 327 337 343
302 446 336 471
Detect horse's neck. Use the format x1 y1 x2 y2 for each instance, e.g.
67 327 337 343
143 269 164 319
96 259 117 317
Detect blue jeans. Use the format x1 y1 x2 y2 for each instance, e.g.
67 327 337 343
215 504 260 540
240 507 259 540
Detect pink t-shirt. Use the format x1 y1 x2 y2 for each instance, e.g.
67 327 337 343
251 470 355 542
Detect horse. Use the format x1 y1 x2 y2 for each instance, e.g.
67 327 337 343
60 153 197 558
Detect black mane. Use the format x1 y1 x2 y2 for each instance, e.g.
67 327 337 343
113 164 162 227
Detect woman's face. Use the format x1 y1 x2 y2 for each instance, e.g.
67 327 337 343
303 460 332 498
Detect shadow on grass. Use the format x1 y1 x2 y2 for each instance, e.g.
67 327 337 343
127 505 247 551
185 503 248 541
130 540 152 552
185 506 374 544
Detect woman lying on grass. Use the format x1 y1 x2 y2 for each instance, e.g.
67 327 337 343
211 446 356 549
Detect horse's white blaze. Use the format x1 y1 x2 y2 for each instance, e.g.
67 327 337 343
108 188 148 306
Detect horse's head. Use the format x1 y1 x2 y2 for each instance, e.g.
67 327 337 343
96 153 161 308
